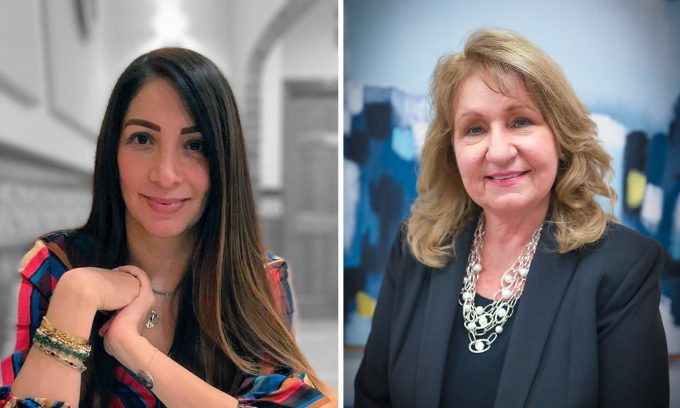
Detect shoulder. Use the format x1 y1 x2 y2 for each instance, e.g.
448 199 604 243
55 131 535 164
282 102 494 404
395 221 410 253
388 221 411 262
578 222 663 307
20 229 93 282
382 221 433 290
264 252 290 288
600 222 661 250
580 221 662 263
264 252 294 329
39 229 95 267
265 252 288 274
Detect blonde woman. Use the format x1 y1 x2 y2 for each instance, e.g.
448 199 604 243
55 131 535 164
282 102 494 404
355 29 668 408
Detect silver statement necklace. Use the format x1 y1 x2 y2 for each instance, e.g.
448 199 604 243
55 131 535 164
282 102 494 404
458 214 543 353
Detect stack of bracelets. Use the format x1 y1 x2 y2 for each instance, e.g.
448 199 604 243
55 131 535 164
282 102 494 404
33 316 91 373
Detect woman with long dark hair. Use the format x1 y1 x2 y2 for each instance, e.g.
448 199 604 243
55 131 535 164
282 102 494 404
0 48 329 407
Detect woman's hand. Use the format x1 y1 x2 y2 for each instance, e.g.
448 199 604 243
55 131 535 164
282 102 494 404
99 265 155 363
57 266 141 312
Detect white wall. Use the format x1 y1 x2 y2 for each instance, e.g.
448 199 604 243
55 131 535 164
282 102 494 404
0 0 95 172
0 0 336 185
283 0 338 81
261 0 339 189
345 0 680 134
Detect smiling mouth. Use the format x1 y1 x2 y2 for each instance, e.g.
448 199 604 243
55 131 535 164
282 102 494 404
486 171 529 181
143 195 188 204
142 195 189 213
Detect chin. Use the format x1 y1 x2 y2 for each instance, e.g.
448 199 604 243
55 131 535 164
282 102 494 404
141 222 191 239
486 196 546 215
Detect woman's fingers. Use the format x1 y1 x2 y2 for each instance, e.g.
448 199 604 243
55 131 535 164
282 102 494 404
65 266 141 311
115 265 153 303
116 265 151 290
113 265 154 327
98 312 117 337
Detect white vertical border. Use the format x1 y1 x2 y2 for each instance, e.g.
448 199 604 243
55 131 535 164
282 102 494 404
337 0 345 406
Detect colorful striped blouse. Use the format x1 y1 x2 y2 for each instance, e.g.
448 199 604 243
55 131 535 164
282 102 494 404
0 230 329 407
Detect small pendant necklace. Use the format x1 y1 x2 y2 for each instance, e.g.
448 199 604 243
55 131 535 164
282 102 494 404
152 288 176 298
145 287 177 329
145 310 159 329
459 214 543 353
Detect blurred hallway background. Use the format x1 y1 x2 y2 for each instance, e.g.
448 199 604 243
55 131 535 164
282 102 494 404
0 0 338 391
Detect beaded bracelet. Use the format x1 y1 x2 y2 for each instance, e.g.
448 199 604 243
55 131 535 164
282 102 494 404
34 330 89 361
35 325 90 354
34 341 87 373
34 316 91 373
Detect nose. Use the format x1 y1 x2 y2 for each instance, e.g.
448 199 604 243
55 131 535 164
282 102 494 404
149 147 182 189
485 126 517 165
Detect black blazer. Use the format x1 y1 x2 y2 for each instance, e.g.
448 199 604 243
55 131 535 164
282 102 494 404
355 219 669 408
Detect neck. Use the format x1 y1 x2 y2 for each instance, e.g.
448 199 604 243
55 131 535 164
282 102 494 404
125 219 194 293
481 203 548 252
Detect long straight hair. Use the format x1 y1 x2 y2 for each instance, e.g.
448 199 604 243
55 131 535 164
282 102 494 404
78 48 322 406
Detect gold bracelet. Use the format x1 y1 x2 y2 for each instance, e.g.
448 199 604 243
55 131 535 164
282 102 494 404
40 316 91 353
34 330 89 362
35 327 91 357
34 341 87 373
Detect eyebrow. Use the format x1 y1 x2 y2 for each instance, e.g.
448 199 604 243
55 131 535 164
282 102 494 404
123 118 200 134
456 104 538 122
180 126 200 135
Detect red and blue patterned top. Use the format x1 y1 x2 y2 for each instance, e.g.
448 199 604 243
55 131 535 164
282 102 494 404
0 230 329 407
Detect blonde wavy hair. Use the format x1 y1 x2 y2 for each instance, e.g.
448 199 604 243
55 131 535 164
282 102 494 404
406 28 616 268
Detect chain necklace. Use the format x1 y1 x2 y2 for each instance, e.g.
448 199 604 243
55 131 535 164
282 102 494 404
152 288 176 298
145 288 176 329
458 214 543 353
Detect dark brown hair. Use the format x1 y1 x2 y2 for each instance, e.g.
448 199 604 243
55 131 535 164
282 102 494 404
79 47 321 406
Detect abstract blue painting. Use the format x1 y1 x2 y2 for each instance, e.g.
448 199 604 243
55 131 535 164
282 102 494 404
343 84 680 355
343 81 427 346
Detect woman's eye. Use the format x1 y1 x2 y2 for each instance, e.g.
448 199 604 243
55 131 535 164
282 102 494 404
512 117 532 128
130 132 151 145
186 139 204 152
464 126 485 136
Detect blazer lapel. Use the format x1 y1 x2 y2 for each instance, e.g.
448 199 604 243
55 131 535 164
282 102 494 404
414 220 476 407
494 223 579 408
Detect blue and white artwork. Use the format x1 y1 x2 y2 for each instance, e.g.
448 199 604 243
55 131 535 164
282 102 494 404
343 81 427 346
618 98 680 355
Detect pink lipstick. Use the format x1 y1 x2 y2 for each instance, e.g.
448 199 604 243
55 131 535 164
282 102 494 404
143 195 188 213
486 171 529 187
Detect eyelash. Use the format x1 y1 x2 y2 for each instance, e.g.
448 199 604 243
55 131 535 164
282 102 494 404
129 132 152 145
512 117 532 128
464 126 484 136
463 117 533 136
126 132 204 153
185 139 204 152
